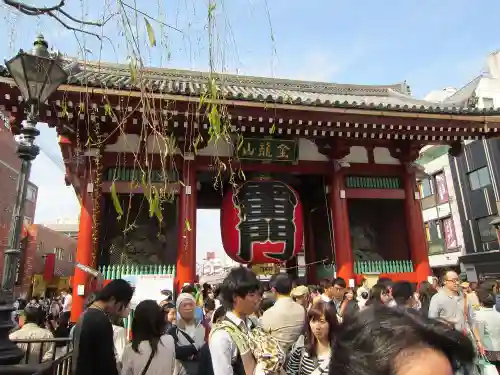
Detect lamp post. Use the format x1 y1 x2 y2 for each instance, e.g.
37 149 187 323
0 35 68 365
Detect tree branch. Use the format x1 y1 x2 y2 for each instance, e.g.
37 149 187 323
3 0 64 15
3 0 117 38
57 8 115 27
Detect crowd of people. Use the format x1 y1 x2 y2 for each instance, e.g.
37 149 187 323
9 288 73 363
10 269 500 375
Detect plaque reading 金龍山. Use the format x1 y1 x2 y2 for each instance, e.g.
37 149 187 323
237 138 298 162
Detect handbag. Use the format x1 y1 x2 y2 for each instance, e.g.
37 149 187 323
177 328 200 375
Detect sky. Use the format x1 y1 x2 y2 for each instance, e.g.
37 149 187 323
1 0 500 261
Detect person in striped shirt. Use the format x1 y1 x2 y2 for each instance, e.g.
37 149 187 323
286 300 339 375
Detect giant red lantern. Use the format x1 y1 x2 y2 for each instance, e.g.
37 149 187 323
221 179 304 264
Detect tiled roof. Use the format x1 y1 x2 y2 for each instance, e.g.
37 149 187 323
2 58 500 115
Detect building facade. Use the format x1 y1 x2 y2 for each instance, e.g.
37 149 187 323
417 145 465 273
28 224 77 297
0 119 38 294
428 51 500 281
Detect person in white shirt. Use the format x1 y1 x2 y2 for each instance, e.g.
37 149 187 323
209 267 261 375
475 289 500 367
10 305 54 363
60 289 72 321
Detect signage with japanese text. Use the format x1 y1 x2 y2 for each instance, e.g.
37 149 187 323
237 138 298 162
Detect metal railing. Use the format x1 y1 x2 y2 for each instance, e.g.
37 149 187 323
0 338 72 375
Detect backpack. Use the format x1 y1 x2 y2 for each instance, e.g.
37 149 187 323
209 318 286 375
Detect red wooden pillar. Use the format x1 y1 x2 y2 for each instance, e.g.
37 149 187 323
330 166 355 282
71 181 93 322
176 160 197 291
403 167 431 283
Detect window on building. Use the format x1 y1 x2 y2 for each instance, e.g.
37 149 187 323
68 252 73 262
477 216 497 243
425 217 458 254
434 172 449 204
419 178 434 198
468 167 491 190
26 186 37 202
483 97 495 108
53 247 64 261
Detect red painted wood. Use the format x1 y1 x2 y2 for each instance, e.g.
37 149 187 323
176 162 197 291
71 180 93 322
330 169 355 282
345 188 405 200
403 168 431 283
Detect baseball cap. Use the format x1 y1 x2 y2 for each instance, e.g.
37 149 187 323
291 285 309 298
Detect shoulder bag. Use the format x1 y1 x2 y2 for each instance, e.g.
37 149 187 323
140 349 155 375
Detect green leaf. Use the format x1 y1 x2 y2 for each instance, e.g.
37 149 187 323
144 17 156 47
270 123 276 134
185 219 192 232
110 181 123 220
129 59 137 84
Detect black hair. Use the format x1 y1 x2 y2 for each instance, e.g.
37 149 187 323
219 267 260 309
329 305 475 375
309 285 323 294
260 298 275 313
96 279 134 306
477 289 495 308
181 284 197 295
391 281 414 306
83 292 98 311
213 285 221 298
202 283 212 300
377 277 393 288
306 300 339 357
204 298 216 312
261 281 271 293
131 300 166 355
24 306 42 324
365 284 389 307
332 277 347 289
272 273 293 295
212 305 227 324
418 281 437 307
162 302 176 311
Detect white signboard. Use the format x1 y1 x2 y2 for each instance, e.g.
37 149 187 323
122 274 174 308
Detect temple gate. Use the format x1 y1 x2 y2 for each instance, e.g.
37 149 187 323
1 58 499 320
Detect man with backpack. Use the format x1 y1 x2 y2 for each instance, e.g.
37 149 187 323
206 267 261 375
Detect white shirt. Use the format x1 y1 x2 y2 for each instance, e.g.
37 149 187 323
63 294 72 312
209 311 253 375
475 307 500 352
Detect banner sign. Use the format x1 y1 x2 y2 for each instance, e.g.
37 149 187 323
122 274 174 308
237 138 298 162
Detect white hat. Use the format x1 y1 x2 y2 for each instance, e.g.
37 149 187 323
176 293 196 310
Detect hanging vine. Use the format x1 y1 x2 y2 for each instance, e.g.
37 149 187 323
4 0 277 265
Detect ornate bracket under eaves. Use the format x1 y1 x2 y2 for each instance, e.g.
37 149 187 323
314 138 351 160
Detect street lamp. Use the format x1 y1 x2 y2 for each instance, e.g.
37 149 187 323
0 35 68 365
